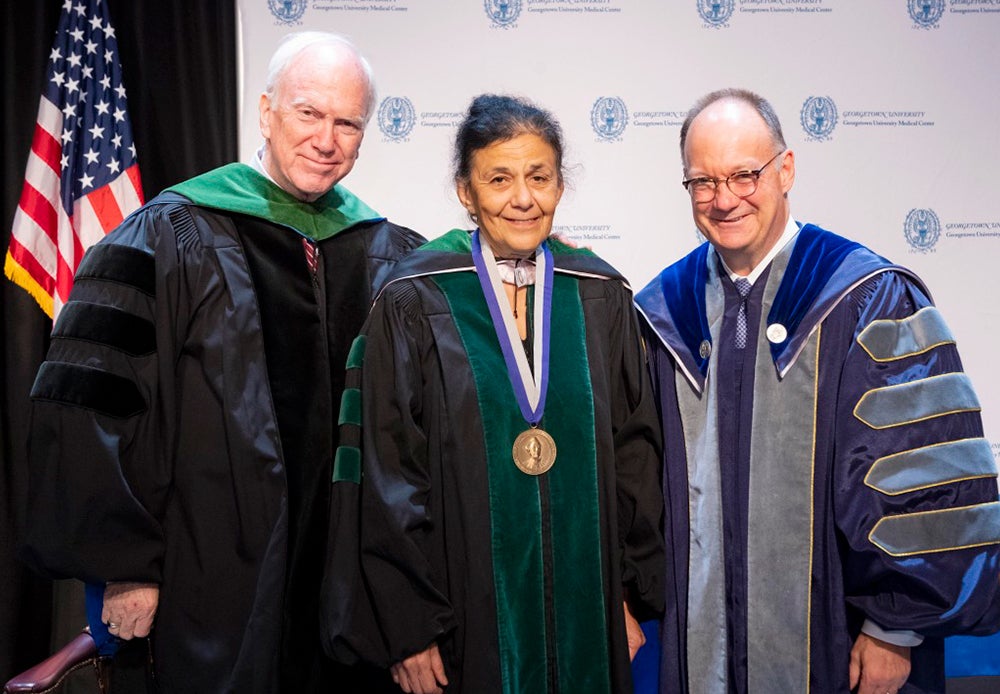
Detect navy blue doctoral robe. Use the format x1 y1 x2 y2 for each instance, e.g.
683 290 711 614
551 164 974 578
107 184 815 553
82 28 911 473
636 224 1000 693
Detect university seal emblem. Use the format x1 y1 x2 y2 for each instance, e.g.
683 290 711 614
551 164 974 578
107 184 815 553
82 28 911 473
800 95 838 141
904 208 941 251
485 0 522 27
377 96 416 141
268 0 306 25
591 97 628 141
697 0 735 27
908 0 945 29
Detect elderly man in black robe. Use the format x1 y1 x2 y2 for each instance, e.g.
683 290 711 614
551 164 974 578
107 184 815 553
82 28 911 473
21 31 422 693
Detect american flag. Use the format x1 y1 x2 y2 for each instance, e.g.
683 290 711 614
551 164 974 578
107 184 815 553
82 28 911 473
5 0 143 320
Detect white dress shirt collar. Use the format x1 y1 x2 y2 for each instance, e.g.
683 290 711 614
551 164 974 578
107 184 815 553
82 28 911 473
720 216 800 286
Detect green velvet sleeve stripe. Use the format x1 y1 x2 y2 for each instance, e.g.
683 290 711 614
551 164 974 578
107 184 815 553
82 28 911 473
854 373 981 429
332 446 362 484
75 244 155 296
30 361 147 419
856 306 955 362
338 388 361 427
345 335 366 370
866 438 997 496
869 501 1000 556
334 335 365 484
54 302 155 356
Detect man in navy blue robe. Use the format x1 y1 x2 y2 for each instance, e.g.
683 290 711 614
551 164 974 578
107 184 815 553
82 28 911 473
636 88 1000 694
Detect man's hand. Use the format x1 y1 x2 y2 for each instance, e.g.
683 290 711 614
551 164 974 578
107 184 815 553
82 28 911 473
391 642 448 694
101 582 159 640
549 232 590 251
849 632 911 694
624 601 646 661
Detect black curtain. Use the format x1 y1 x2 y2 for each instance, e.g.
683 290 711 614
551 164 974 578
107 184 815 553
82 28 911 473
1 0 238 681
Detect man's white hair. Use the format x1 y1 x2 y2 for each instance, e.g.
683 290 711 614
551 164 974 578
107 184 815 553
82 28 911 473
264 31 377 123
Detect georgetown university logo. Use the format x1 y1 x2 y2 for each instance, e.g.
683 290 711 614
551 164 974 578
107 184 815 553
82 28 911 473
908 0 945 29
697 0 735 27
591 97 628 141
268 0 306 25
800 96 838 141
377 97 416 141
485 0 521 27
904 208 941 251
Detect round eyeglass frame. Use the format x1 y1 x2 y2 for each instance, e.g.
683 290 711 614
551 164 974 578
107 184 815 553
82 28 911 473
681 150 786 203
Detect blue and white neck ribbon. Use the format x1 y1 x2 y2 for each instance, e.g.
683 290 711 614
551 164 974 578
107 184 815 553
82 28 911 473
472 230 553 425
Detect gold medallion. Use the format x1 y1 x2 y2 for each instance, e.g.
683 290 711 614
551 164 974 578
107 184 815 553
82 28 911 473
512 428 557 475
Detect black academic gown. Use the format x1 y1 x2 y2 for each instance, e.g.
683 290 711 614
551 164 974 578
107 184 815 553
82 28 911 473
323 230 665 694
22 174 424 693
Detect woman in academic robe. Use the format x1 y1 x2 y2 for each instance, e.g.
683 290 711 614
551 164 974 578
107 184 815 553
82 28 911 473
325 93 664 694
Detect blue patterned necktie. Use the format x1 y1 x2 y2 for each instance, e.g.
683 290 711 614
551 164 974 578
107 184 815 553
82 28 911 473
734 277 752 349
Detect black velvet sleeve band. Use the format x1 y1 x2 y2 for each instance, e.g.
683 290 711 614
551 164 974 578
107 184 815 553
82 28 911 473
30 361 147 419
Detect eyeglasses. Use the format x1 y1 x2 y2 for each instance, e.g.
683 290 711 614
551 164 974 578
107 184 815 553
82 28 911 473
681 150 785 203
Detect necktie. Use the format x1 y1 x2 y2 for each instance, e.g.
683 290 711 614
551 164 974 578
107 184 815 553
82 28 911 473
734 277 752 349
302 238 319 277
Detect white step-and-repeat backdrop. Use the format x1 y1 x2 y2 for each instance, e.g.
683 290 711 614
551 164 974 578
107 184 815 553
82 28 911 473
237 0 1000 460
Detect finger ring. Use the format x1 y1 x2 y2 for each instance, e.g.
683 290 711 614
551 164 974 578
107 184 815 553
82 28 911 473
107 622 119 629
